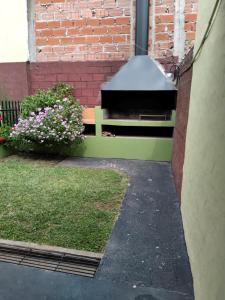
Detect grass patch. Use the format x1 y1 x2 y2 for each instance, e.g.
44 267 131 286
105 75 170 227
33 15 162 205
0 158 128 252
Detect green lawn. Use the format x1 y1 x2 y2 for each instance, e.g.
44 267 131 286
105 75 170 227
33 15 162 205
0 158 128 252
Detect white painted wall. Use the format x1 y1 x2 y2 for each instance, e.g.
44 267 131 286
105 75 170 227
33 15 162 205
0 0 29 62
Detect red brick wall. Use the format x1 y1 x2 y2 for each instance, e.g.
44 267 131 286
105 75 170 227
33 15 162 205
35 0 198 62
153 0 175 58
0 57 175 104
184 0 198 52
0 61 124 104
35 0 131 61
0 61 126 104
30 57 174 106
29 60 125 106
172 48 193 199
0 63 30 101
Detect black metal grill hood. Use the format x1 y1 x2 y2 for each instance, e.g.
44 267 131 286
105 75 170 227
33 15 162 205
102 55 176 92
102 0 176 93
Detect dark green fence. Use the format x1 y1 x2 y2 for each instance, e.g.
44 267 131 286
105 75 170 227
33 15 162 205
0 100 21 127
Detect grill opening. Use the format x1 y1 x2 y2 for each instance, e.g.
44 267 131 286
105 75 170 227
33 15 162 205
139 113 169 121
101 91 176 111
83 124 96 136
98 1 177 144
104 109 172 121
0 244 101 278
101 91 176 123
102 125 174 138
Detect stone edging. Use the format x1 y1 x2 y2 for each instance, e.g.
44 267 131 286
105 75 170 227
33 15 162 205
0 239 103 259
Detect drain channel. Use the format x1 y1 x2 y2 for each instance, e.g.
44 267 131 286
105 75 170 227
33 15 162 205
0 243 101 278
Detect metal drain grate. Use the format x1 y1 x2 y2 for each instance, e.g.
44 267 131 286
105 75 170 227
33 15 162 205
0 244 101 278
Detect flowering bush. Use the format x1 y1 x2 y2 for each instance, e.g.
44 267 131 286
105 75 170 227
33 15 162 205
21 83 74 118
0 124 11 140
11 97 84 146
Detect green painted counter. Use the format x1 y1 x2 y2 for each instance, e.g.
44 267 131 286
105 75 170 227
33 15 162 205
64 136 173 161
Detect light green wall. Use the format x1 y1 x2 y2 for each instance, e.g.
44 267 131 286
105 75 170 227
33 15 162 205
181 1 225 299
61 106 174 161
64 136 173 161
0 106 175 161
70 106 174 161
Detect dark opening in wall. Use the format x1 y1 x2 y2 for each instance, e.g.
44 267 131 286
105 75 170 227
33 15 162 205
83 124 96 136
104 109 172 121
101 91 177 111
101 90 176 121
102 125 174 138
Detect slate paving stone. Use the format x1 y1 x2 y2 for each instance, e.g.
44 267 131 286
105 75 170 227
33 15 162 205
0 263 192 300
59 158 193 298
0 158 194 299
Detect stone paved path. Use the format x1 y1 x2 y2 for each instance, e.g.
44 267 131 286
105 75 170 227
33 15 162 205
0 158 193 300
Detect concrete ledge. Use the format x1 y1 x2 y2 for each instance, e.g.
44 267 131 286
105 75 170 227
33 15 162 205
0 239 103 259
63 136 173 161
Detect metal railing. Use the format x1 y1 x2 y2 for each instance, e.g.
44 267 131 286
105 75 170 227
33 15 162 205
0 100 21 127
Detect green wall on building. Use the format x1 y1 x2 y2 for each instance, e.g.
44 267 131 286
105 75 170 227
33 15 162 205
181 1 225 299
